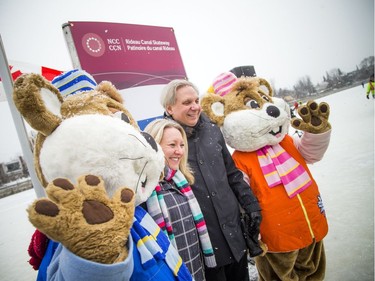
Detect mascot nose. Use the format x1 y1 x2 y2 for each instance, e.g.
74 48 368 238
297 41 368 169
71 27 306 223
140 132 158 152
266 105 280 118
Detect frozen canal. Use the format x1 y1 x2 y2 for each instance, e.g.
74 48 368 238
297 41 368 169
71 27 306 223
0 85 373 281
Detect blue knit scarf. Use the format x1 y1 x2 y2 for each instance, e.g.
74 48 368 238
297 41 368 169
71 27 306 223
132 206 192 280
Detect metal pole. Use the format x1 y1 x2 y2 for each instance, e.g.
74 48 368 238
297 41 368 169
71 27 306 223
0 34 45 198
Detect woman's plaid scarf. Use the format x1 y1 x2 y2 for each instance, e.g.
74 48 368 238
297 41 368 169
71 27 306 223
147 168 217 268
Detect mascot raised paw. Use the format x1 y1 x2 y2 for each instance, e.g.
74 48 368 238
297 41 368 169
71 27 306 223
201 72 331 281
13 70 192 281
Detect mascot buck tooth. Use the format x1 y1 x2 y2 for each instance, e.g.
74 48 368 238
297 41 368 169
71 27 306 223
13 70 192 281
201 72 331 281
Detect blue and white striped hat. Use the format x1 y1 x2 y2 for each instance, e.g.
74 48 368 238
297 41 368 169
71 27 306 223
52 69 97 98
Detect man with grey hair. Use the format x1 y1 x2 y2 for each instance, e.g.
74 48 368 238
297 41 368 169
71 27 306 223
160 79 263 281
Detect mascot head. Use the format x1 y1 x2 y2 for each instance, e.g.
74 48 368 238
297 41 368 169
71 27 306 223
201 72 291 152
13 70 164 205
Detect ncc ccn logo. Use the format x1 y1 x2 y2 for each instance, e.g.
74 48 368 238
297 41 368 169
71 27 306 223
81 33 105 57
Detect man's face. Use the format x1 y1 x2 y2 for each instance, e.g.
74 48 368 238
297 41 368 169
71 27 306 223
166 85 201 127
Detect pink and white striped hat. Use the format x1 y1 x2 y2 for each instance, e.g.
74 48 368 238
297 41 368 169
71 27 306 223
212 72 237 96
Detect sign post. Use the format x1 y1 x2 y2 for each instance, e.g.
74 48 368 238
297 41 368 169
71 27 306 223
0 35 45 198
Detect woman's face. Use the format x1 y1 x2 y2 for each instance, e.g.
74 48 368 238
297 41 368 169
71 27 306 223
160 127 185 170
166 85 201 127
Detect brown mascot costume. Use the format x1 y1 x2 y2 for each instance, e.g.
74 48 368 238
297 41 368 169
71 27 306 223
13 70 192 281
201 72 331 281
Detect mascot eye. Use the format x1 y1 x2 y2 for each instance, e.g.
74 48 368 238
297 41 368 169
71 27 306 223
245 98 260 109
113 111 131 124
262 95 270 102
141 132 158 152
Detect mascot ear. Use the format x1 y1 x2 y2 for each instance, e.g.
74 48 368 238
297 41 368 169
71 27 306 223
13 73 63 136
258 78 273 97
201 92 225 126
96 80 123 104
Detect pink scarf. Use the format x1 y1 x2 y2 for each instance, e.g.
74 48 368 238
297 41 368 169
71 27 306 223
257 144 312 198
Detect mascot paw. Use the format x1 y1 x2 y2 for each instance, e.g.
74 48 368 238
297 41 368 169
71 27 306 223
28 174 135 264
291 100 331 134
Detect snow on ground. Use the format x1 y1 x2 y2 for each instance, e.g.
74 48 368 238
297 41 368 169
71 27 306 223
0 85 374 281
309 86 374 281
0 188 38 281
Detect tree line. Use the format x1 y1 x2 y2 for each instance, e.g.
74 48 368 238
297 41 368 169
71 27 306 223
275 56 374 102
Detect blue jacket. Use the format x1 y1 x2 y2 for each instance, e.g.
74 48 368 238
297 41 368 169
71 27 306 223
36 207 191 281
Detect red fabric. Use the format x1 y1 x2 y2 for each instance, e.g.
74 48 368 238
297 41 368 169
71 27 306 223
0 65 62 82
10 66 23 81
27 229 49 270
41 66 63 81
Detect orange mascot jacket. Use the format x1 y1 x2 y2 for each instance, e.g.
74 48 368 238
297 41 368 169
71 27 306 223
232 135 328 253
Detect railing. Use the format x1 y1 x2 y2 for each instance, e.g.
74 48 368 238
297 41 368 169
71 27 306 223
0 178 33 198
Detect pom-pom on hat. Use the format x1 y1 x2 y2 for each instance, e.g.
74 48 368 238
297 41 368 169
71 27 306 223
52 69 97 98
212 72 237 96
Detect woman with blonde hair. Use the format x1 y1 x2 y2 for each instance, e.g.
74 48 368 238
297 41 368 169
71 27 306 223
144 118 216 281
145 119 194 184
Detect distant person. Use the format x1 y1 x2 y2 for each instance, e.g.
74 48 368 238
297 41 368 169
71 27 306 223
160 79 263 281
290 107 296 118
294 101 299 109
144 118 216 281
366 75 374 99
290 101 299 118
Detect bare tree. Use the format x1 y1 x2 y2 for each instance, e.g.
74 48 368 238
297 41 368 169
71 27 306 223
293 76 316 99
359 56 374 69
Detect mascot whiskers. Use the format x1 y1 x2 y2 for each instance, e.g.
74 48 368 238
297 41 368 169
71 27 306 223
201 72 331 281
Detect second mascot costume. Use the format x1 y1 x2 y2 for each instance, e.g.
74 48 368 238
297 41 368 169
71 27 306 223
201 72 331 281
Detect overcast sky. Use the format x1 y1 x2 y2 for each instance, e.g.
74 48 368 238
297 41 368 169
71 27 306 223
0 0 374 162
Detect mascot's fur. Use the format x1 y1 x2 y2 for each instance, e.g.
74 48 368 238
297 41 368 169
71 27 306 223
201 73 331 280
204 77 293 152
13 73 165 265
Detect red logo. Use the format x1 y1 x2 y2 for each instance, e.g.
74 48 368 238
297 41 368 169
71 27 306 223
81 33 105 57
